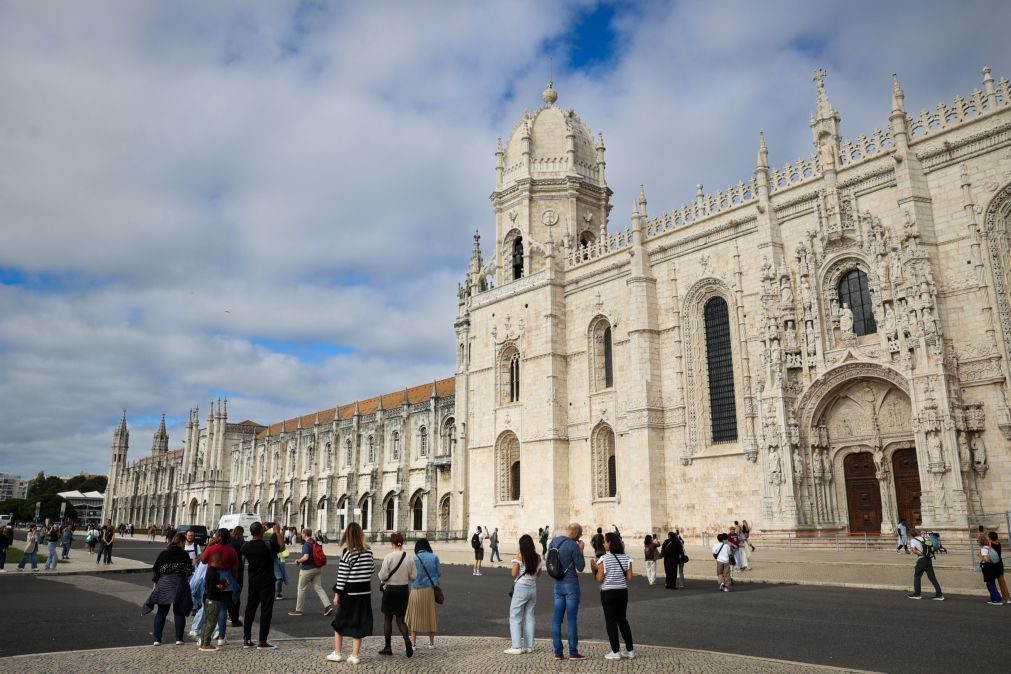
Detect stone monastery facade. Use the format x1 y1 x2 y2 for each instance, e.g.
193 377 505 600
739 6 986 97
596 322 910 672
109 66 1011 539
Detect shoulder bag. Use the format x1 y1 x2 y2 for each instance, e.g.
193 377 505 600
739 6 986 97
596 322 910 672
380 552 407 593
419 557 444 605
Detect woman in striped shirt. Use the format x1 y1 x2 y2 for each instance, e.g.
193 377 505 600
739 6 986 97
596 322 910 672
590 532 635 661
326 522 375 665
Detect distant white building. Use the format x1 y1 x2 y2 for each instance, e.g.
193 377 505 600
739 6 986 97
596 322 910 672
57 490 105 522
0 473 29 501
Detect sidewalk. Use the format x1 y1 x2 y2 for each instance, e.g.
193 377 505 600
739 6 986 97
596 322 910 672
2 545 150 576
1 636 872 673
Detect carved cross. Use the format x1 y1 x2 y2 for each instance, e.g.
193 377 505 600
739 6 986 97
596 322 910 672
813 68 827 89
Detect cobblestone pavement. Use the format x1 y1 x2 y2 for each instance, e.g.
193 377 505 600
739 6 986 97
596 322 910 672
3 637 871 673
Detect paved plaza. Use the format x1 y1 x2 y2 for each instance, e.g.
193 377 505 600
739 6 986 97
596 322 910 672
2 637 869 673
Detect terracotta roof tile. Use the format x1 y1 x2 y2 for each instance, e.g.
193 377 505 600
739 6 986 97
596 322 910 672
255 376 454 440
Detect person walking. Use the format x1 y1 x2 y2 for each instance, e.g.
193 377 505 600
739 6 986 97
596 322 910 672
100 522 116 565
504 533 543 655
61 526 73 560
490 527 502 563
550 522 587 661
376 532 416 658
471 526 489 575
539 527 549 556
907 527 944 601
405 538 441 651
987 531 1011 603
201 529 239 646
86 525 99 555
980 531 1006 605
0 525 10 572
45 524 60 571
240 522 281 650
289 528 333 618
712 533 734 591
740 520 756 552
326 522 375 665
643 535 660 586
143 533 194 646
148 526 156 544
227 526 246 627
896 518 910 554
18 526 40 572
591 532 635 660
660 531 684 590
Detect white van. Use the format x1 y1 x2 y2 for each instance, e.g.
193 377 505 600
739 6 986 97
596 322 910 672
218 513 261 533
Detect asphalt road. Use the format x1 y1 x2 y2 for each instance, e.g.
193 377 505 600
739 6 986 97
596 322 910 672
1 537 1007 672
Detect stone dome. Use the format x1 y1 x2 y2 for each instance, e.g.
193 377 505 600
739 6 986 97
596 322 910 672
500 83 602 187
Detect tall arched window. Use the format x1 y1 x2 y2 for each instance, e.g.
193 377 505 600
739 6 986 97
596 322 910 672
367 435 375 464
384 495 395 530
391 431 400 461
412 495 424 531
344 438 352 466
496 432 521 502
511 236 524 280
442 418 456 456
590 318 614 391
360 496 370 531
592 423 617 499
419 426 428 457
838 269 877 336
704 296 738 443
500 345 521 404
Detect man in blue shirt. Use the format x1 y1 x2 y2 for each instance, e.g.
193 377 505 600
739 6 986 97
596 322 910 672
550 522 587 660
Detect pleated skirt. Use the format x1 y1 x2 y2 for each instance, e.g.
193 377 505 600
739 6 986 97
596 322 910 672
404 586 438 632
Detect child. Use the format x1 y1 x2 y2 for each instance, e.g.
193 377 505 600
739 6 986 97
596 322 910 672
199 554 228 651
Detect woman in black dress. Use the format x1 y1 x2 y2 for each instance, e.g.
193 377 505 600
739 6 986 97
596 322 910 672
660 531 684 589
377 532 416 657
326 522 375 664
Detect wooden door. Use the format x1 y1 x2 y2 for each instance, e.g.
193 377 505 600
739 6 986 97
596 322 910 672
892 448 922 527
844 452 882 533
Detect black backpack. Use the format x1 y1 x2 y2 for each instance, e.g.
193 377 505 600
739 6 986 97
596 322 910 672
546 539 572 580
471 532 480 549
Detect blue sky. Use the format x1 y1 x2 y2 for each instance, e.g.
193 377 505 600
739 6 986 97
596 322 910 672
0 0 1008 478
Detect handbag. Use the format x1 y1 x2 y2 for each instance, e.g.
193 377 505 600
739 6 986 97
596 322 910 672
419 558 444 605
380 552 407 593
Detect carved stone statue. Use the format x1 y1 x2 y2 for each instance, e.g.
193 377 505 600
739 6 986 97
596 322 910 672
884 305 897 335
971 434 988 474
785 322 798 349
820 449 833 477
957 432 971 471
922 307 936 335
889 249 903 286
792 447 804 478
806 322 817 353
927 432 944 465
768 446 782 482
840 303 854 335
781 277 794 307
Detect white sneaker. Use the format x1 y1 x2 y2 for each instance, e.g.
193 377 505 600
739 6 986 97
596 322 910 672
524 647 534 654
175 641 184 645
504 648 525 655
152 642 161 646
211 630 219 640
621 650 635 659
326 651 344 662
604 651 622 660
346 655 360 665
216 639 226 647
427 643 436 650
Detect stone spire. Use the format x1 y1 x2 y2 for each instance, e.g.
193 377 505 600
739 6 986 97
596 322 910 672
756 131 769 169
890 73 906 114
809 67 842 151
151 413 169 454
638 184 648 218
114 410 129 448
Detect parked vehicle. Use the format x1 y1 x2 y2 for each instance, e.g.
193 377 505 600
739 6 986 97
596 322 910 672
218 513 261 533
175 524 209 545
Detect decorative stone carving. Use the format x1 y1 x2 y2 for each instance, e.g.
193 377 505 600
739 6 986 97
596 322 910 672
839 303 854 336
971 434 988 476
957 431 971 473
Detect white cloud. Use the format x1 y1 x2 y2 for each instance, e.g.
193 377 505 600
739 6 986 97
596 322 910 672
0 0 1008 477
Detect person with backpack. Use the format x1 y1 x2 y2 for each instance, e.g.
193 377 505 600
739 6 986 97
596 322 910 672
471 526 489 576
504 533 544 655
987 531 1010 602
547 522 587 661
907 526 944 601
538 527 548 555
289 528 333 617
980 530 1006 605
711 532 734 591
590 528 606 559
591 532 635 661
200 529 240 646
376 532 416 657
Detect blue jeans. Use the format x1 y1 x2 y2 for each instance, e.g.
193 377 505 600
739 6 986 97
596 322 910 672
509 583 537 650
46 542 58 569
551 580 581 657
273 557 287 595
153 604 186 643
18 548 38 570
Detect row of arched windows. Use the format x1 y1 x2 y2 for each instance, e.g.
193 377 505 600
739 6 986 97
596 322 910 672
336 420 453 466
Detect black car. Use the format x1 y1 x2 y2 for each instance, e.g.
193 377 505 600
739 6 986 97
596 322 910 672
175 524 209 546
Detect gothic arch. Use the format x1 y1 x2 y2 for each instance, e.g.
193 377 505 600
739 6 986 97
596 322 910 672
681 277 744 452
441 416 456 456
591 421 617 499
588 315 614 391
818 253 881 338
409 489 425 531
382 491 397 531
438 493 451 531
983 182 1011 360
495 430 521 502
498 341 521 404
795 361 910 435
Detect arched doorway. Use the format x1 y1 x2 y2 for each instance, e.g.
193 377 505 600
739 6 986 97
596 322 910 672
335 496 347 534
317 497 328 534
438 494 450 532
188 499 198 523
892 448 922 527
359 494 371 531
844 452 882 533
384 494 396 531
